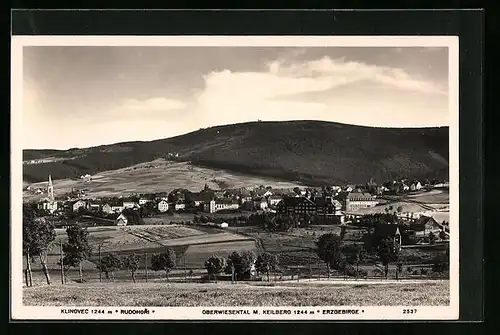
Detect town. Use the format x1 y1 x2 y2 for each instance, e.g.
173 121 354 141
23 172 450 292
27 175 449 234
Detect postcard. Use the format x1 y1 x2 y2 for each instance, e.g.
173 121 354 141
11 35 459 320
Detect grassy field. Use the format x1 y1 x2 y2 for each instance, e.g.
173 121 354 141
23 280 450 307
26 224 258 282
406 189 450 204
24 159 302 201
142 211 254 226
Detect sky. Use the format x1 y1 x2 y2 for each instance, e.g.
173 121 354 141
23 46 449 149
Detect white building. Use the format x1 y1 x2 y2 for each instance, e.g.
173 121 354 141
111 205 124 213
158 200 169 212
115 213 128 226
267 195 283 207
123 201 139 209
204 199 239 214
38 200 58 213
253 198 268 210
72 200 87 212
262 190 273 198
175 201 186 211
102 204 113 214
345 192 379 211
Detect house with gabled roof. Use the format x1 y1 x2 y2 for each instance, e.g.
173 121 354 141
157 199 169 212
115 213 128 226
410 215 443 236
173 198 186 211
72 199 87 212
102 203 114 214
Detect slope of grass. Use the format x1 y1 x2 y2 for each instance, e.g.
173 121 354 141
23 281 450 307
23 120 449 185
23 160 302 201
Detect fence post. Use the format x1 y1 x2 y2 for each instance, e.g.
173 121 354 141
184 254 187 282
145 253 148 282
60 239 64 284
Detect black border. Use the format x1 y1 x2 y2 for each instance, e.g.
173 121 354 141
9 9 484 325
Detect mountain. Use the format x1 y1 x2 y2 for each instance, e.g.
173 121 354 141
23 120 449 185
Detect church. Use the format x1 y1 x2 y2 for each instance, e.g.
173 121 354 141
37 175 58 213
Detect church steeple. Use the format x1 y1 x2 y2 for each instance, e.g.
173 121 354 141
48 174 54 201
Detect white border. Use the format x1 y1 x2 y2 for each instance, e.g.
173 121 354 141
10 35 459 320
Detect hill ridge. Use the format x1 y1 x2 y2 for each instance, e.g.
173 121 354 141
23 120 449 185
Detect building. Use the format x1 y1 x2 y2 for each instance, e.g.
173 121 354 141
204 199 240 214
345 192 379 211
111 205 124 213
252 198 268 210
315 197 343 216
344 185 354 193
72 200 87 212
88 202 101 211
139 195 154 206
410 216 443 236
115 213 128 226
174 199 186 211
157 200 169 213
374 224 402 252
276 196 317 216
38 175 58 213
190 193 211 207
123 201 139 209
38 199 58 213
102 203 113 214
267 195 283 207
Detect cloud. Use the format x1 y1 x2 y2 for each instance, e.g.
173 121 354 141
268 56 446 95
121 97 187 111
192 54 448 128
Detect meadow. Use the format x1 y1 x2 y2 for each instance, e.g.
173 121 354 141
24 159 302 202
23 280 450 307
26 224 258 282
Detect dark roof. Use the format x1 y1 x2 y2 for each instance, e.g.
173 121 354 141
279 196 316 207
347 192 376 201
190 193 211 201
215 199 239 205
139 194 155 200
411 216 441 229
314 197 333 207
